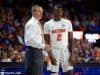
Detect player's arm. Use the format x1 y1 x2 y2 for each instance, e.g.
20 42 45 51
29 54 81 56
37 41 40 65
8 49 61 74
68 32 73 53
44 23 57 65
68 31 75 65
44 34 57 65
68 20 75 65
44 34 50 44
67 20 73 53
44 34 52 51
69 32 76 65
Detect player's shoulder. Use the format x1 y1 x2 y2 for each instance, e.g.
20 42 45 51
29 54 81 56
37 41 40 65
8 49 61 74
44 19 54 26
61 18 72 23
45 19 53 24
61 18 72 26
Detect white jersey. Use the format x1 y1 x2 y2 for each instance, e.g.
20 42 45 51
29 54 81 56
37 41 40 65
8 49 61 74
44 18 73 49
44 18 73 72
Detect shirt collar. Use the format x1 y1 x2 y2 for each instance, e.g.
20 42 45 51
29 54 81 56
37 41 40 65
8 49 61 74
32 16 39 23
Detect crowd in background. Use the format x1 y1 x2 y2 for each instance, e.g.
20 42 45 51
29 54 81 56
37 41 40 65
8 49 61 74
0 0 100 64
72 39 100 64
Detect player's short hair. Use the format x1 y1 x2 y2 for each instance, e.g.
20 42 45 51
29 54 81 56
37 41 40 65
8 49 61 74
54 5 63 10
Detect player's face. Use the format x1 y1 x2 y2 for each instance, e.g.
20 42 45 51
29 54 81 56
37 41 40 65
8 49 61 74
54 8 63 20
32 7 43 20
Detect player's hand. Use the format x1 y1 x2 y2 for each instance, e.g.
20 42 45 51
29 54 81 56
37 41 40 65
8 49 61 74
43 55 57 66
48 50 57 65
69 55 76 65
49 55 57 65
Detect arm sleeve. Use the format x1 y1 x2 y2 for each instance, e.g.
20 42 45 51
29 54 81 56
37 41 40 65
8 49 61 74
68 21 73 32
44 23 50 34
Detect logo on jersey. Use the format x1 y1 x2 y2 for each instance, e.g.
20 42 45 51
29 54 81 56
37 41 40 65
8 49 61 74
51 26 54 29
62 24 65 27
52 29 66 33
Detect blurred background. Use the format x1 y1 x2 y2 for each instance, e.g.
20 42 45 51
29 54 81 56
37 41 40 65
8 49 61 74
0 0 100 75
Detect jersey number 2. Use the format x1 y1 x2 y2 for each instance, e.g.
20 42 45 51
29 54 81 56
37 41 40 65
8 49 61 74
57 33 62 41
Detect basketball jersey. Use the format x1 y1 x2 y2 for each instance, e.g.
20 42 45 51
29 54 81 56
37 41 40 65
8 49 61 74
44 18 73 49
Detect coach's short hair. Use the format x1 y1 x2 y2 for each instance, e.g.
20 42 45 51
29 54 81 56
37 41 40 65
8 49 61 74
31 5 42 13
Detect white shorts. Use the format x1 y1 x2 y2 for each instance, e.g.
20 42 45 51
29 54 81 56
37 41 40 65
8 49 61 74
47 48 73 72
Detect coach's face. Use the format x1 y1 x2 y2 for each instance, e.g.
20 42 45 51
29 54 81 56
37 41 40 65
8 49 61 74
32 7 43 20
54 8 63 19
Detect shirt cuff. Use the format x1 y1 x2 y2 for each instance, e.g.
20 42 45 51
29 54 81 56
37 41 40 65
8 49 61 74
42 43 45 49
37 43 45 49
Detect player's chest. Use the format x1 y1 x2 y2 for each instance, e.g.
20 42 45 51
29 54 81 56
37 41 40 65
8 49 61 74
49 22 69 33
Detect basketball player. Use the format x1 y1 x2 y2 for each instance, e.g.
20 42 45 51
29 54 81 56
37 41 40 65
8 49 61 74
44 5 73 75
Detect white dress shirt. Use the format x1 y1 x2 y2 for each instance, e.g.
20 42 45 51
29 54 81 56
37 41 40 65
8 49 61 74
24 16 45 49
